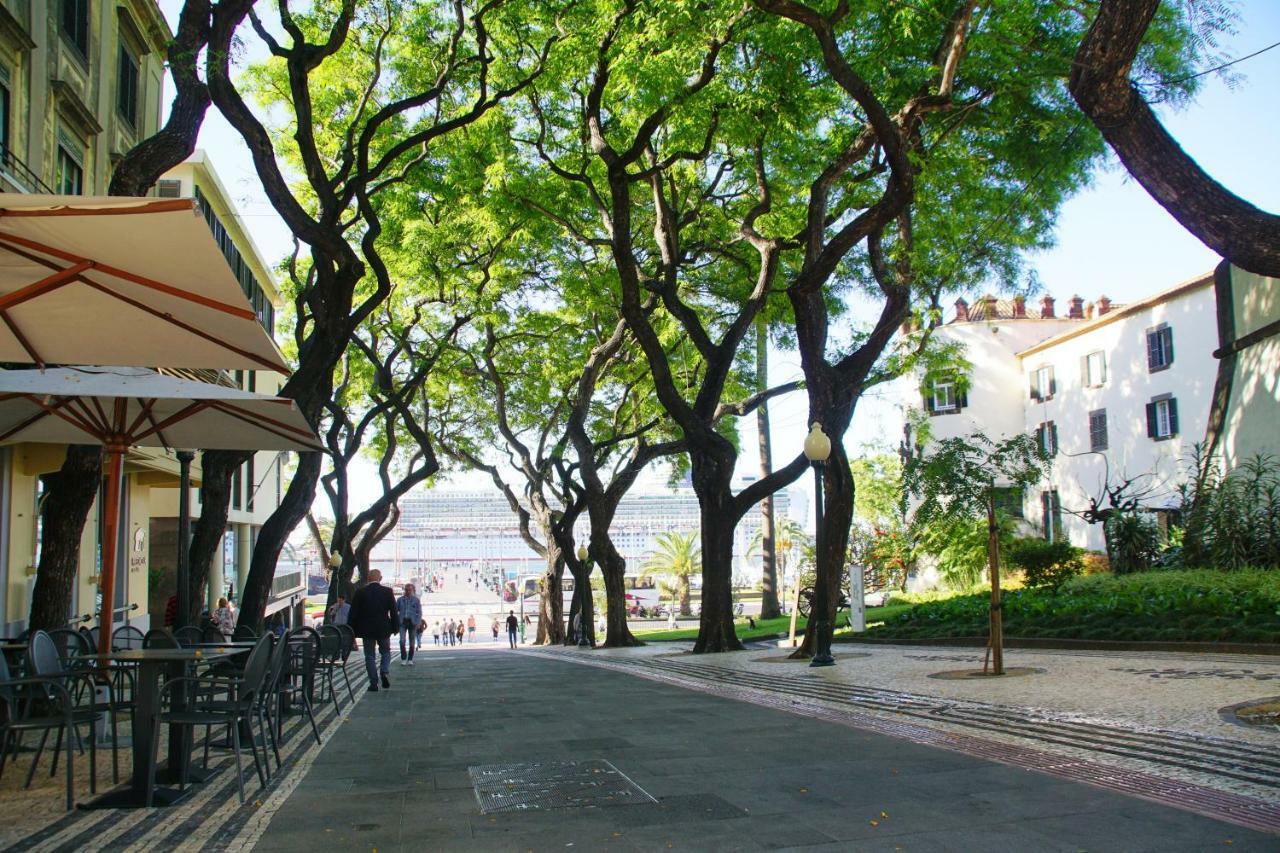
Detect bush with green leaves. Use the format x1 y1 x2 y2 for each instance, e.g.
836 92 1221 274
1105 512 1161 574
1181 451 1280 571
867 569 1280 643
1007 538 1083 592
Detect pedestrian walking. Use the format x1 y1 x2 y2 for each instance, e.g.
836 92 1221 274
433 621 441 646
417 618 427 649
520 614 529 645
467 614 476 642
446 618 457 646
328 594 351 626
397 583 422 665
506 610 519 649
456 621 465 645
348 569 397 692
491 619 500 641
212 597 236 637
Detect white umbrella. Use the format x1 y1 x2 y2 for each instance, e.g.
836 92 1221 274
0 366 321 638
0 195 288 372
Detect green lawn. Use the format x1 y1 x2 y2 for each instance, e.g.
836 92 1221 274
861 570 1280 644
631 604 915 642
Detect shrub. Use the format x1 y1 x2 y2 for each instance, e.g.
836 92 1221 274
1007 538 1083 592
1106 512 1160 573
1181 449 1280 571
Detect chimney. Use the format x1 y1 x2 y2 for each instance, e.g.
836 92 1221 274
1012 295 1026 318
1098 295 1112 315
1039 295 1055 319
983 294 998 319
1068 295 1084 319
1085 301 1095 320
954 297 969 323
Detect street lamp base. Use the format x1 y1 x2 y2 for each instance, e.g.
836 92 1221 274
809 653 836 667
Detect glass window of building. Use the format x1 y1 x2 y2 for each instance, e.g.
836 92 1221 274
56 143 83 195
117 44 140 128
61 0 90 60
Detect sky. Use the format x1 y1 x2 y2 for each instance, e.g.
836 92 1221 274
158 0 1280 514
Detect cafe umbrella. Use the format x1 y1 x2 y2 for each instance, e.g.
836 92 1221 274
0 366 321 641
0 194 288 372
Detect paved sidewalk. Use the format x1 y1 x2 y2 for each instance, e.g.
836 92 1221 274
253 647 1278 852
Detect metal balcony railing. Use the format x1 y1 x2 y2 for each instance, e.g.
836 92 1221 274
271 570 305 599
1 145 55 194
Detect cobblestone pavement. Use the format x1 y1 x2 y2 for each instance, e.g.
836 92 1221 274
0 657 367 852
529 640 1280 834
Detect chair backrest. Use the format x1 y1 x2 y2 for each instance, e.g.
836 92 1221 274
335 624 355 662
143 628 179 649
236 635 274 703
202 625 228 644
317 626 342 662
26 631 66 678
174 626 203 647
112 625 145 651
284 626 320 677
262 634 291 700
232 625 259 641
81 626 99 654
47 628 88 666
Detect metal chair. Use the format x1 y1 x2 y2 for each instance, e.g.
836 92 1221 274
111 625 145 651
0 632 101 808
313 626 350 712
278 627 322 747
143 628 179 649
202 625 228 644
231 625 259 642
174 626 204 647
147 635 273 806
334 624 357 702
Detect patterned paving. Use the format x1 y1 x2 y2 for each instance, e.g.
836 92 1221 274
532 649 1280 836
2 659 367 853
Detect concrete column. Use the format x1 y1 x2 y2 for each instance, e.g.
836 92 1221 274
236 523 252 601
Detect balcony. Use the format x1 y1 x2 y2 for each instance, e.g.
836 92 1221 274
1 146 54 194
271 569 305 600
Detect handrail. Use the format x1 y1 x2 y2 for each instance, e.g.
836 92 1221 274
0 145 56 194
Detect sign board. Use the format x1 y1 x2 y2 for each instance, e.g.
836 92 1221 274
848 563 866 632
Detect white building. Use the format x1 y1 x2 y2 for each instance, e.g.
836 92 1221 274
898 272 1228 552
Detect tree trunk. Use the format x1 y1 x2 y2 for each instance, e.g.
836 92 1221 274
678 576 692 616
598 541 641 647
794 431 854 658
690 443 744 653
186 450 243 625
986 490 1004 675
28 446 102 633
756 317 781 619
238 450 323 631
565 575 582 646
535 547 565 645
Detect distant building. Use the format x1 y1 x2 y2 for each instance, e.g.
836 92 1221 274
892 266 1277 554
375 484 792 582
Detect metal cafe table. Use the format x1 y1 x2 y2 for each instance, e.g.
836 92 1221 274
73 645 250 808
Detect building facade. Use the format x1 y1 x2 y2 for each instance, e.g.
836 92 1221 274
896 272 1250 553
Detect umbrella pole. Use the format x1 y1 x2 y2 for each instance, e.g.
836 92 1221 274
96 446 126 649
176 451 194 630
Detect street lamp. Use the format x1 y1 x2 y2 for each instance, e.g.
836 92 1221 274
576 545 591 648
804 422 835 667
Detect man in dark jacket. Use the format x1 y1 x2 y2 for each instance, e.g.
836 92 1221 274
348 569 397 691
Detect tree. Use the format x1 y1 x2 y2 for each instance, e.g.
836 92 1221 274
169 1 558 630
1068 1 1279 276
642 531 701 617
754 318 782 619
904 432 1047 675
849 454 913 593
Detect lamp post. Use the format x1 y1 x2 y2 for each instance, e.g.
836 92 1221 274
175 450 195 630
328 551 343 608
576 545 592 648
804 422 835 667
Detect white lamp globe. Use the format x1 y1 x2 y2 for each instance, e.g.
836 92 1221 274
803 422 832 462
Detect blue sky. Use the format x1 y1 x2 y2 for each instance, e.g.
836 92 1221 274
158 0 1280 506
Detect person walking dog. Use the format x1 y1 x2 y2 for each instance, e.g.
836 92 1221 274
348 569 397 692
398 583 422 665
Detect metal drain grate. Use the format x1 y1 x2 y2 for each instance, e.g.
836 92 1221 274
468 759 657 814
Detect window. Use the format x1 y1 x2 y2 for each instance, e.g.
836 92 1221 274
56 144 83 194
1030 365 1055 402
993 486 1024 520
1041 490 1063 543
246 456 255 512
1147 324 1174 372
157 179 183 198
1082 351 1107 388
1088 409 1108 452
61 0 90 60
232 462 243 511
1145 396 1179 441
117 44 140 128
924 375 966 415
1035 421 1058 456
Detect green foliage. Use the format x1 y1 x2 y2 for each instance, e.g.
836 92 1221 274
1180 451 1280 571
642 531 700 616
1007 538 1083 592
915 515 1018 590
1105 513 1161 574
870 570 1280 644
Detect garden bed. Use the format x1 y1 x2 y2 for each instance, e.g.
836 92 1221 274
862 570 1280 644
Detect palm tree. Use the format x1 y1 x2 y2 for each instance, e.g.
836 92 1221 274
642 531 700 616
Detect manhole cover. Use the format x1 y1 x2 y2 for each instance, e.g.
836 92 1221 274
468 760 657 814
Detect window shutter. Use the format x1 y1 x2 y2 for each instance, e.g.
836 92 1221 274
923 389 936 415
1145 402 1157 438
1048 367 1056 398
957 388 968 409
1050 423 1058 455
1147 332 1158 370
1168 398 1179 436
1080 355 1089 386
1162 328 1174 366
1100 355 1107 384
1029 380 1039 401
